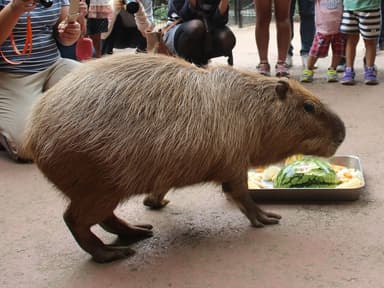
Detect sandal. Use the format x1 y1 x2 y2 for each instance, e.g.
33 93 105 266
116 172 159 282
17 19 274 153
256 62 271 76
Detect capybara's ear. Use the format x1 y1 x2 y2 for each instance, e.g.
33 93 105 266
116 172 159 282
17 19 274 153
275 80 289 100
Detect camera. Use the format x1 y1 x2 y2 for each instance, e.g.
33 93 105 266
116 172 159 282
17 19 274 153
123 0 139 14
39 0 53 8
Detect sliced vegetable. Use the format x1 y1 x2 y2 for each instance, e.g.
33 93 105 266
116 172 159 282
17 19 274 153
274 156 339 188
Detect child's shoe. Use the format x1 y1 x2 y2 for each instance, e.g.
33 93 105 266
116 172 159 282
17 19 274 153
326 68 338 82
364 66 378 85
300 69 314 83
256 62 271 76
275 62 289 77
340 67 355 85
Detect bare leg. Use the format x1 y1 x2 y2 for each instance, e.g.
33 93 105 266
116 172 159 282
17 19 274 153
274 0 291 63
364 38 377 67
222 179 281 227
345 33 359 68
90 33 102 58
330 54 341 69
307 55 317 70
254 0 272 63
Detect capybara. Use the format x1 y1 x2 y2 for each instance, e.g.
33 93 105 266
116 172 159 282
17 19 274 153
22 53 345 263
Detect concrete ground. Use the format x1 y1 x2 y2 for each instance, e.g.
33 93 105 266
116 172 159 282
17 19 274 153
1 24 384 288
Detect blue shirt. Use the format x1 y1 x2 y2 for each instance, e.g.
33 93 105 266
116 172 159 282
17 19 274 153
0 0 69 74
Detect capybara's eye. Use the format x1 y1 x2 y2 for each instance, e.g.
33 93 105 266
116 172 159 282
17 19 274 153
303 100 315 113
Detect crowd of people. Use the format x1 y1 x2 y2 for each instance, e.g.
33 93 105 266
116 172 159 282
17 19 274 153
0 0 383 162
255 0 382 84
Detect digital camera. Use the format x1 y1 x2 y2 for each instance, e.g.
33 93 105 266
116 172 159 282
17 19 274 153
39 0 53 8
123 0 139 14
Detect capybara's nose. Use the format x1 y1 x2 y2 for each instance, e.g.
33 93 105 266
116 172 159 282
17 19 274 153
336 124 346 145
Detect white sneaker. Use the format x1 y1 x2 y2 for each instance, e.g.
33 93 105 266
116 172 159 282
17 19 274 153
286 54 293 68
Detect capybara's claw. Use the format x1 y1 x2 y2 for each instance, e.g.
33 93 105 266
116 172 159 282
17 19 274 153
248 208 281 227
143 196 170 209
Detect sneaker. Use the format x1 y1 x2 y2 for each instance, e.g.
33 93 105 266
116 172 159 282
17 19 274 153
336 64 345 73
286 54 293 68
364 66 378 85
363 57 378 71
340 67 355 85
326 68 338 82
275 62 289 77
256 62 271 76
300 69 314 83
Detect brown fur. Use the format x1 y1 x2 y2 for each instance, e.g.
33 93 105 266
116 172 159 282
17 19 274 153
22 53 345 262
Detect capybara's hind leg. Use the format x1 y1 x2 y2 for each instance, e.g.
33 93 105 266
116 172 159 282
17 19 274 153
222 181 282 227
63 205 135 263
99 213 153 241
143 190 170 209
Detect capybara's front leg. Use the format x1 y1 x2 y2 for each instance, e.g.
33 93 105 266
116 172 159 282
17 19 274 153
143 190 170 209
222 181 281 227
64 206 135 263
99 213 153 241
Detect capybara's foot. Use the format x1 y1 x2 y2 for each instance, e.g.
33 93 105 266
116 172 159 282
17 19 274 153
247 206 282 227
92 245 136 263
100 214 153 241
222 181 282 227
143 195 170 209
64 208 137 263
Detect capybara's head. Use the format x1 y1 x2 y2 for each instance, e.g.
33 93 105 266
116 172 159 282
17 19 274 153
236 76 345 166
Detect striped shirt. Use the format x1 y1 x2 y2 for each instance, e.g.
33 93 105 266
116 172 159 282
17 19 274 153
0 0 69 74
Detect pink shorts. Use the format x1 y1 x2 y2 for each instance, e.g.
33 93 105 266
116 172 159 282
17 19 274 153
309 32 346 58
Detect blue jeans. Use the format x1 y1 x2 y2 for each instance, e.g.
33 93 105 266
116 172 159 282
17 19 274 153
288 0 315 56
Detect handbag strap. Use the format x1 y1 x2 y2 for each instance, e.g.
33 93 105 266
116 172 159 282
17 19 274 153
0 15 33 65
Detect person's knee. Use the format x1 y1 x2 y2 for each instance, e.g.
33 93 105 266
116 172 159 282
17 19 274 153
218 30 236 53
256 14 272 26
184 19 206 39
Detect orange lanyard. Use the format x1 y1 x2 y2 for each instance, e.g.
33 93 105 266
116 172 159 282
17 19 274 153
0 14 33 65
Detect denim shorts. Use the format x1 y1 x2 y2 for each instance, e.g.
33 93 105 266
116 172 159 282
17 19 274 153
162 22 182 55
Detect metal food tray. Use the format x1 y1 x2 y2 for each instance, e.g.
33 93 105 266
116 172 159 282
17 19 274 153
249 155 365 201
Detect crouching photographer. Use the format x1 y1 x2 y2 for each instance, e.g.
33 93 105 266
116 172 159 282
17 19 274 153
101 0 154 54
163 0 236 67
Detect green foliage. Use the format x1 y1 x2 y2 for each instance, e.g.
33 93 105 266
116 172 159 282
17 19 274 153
153 3 168 22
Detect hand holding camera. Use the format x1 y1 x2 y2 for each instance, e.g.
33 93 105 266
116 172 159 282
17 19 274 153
38 0 53 8
122 0 139 14
10 0 36 13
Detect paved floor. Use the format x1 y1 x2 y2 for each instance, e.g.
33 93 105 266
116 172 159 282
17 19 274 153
1 24 384 288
